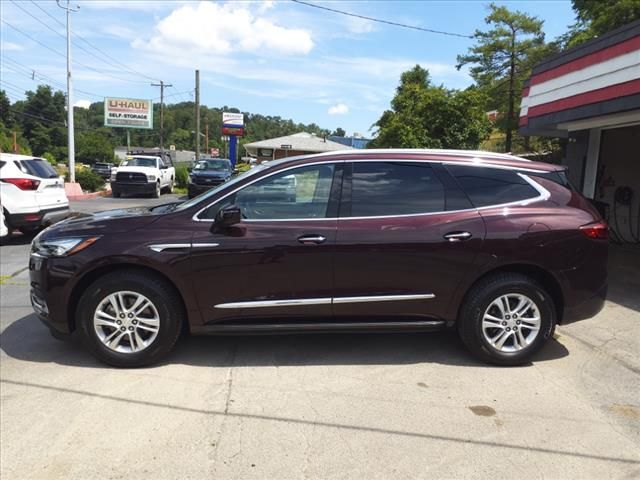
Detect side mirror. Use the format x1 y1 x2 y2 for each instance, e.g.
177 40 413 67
214 205 242 229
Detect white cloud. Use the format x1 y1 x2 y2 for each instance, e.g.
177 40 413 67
328 103 349 115
74 100 92 109
134 2 313 56
3 41 24 51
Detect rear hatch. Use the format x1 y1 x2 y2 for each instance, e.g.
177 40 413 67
17 158 68 210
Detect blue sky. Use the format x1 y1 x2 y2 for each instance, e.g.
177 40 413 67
1 0 575 136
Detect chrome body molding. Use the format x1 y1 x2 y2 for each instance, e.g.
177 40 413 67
149 243 220 252
192 243 221 248
214 293 435 309
149 243 191 253
332 294 435 304
215 297 333 309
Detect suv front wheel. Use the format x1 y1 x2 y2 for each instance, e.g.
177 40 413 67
76 271 183 367
458 273 556 366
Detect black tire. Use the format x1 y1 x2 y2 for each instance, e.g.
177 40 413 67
112 189 121 198
76 270 184 367
19 226 40 236
152 181 161 198
458 273 556 366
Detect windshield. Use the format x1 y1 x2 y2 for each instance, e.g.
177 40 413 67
194 159 231 171
125 157 157 167
173 164 269 212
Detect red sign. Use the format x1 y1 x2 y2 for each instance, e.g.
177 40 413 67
222 126 244 136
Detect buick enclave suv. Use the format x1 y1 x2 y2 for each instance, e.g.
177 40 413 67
29 150 608 367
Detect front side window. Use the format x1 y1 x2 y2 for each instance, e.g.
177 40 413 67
446 165 539 208
199 164 335 220
349 162 445 217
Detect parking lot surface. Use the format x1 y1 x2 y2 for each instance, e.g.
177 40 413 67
1 196 639 479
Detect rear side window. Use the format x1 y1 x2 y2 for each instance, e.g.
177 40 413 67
17 159 58 179
446 165 539 208
350 162 445 217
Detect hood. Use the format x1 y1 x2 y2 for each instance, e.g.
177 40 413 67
191 170 231 178
115 166 158 174
44 206 163 237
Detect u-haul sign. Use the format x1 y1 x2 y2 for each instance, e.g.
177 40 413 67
104 97 153 129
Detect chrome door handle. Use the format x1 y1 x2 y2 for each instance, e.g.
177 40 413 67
297 235 326 245
443 231 472 242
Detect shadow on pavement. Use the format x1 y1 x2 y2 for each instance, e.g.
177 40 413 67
1 313 569 369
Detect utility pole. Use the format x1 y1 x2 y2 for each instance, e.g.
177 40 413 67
151 80 172 151
57 0 79 182
12 131 18 153
205 120 209 155
195 69 200 161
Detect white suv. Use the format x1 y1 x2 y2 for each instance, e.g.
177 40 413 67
0 153 69 237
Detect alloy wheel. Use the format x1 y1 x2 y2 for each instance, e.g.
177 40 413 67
93 291 160 353
481 293 541 353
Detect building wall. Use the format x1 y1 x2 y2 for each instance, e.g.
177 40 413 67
596 124 640 241
564 129 590 190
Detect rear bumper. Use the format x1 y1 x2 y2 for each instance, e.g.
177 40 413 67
8 206 70 228
561 282 607 325
111 181 156 194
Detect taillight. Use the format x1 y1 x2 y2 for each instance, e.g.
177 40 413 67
580 221 609 240
1 178 41 190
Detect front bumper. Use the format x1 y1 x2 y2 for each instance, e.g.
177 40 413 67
8 206 70 229
29 254 72 335
111 181 156 194
188 181 225 196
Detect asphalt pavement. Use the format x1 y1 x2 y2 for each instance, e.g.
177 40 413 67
1 195 639 479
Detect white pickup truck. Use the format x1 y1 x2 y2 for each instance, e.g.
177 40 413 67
110 154 175 198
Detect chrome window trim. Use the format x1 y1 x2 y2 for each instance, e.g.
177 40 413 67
214 293 435 309
193 159 551 223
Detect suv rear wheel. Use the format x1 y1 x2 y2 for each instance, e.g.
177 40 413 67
76 271 183 367
152 181 161 198
458 273 556 366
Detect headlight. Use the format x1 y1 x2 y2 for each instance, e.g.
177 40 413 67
147 175 156 182
110 173 116 181
31 236 100 257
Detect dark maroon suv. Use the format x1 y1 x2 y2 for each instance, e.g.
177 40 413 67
29 149 608 367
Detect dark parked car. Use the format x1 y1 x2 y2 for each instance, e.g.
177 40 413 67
188 158 233 198
29 150 608 367
91 162 113 179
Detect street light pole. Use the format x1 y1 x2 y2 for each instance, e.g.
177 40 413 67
57 0 79 182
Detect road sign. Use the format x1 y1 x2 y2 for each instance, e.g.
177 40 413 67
104 97 153 129
222 112 244 126
281 144 292 149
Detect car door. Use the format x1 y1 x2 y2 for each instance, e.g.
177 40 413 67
190 162 343 325
332 160 486 320
157 158 168 186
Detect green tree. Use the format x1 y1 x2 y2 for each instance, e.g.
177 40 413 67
75 131 114 164
331 127 346 137
368 65 491 149
563 0 640 48
457 3 546 152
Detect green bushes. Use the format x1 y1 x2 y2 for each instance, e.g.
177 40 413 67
41 152 57 166
175 164 189 189
65 168 105 192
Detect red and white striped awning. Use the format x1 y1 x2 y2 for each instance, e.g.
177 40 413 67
520 21 640 135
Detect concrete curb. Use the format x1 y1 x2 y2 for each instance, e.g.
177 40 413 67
65 182 111 201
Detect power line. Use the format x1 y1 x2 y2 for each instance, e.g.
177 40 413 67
290 0 473 39
28 0 160 82
1 18 149 85
3 56 104 99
